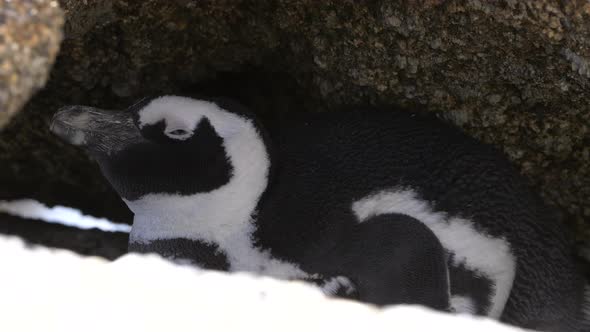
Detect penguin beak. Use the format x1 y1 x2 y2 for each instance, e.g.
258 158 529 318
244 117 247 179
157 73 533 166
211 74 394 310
50 105 138 152
51 106 96 146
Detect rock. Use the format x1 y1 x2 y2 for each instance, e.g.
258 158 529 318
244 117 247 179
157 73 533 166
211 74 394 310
0 235 528 332
0 0 63 128
0 213 128 260
0 1 588 239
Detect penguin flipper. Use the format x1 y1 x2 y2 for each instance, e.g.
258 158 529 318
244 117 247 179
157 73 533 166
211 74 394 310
332 213 450 311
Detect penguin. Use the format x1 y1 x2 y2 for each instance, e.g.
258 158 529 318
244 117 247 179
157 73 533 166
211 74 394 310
50 95 589 331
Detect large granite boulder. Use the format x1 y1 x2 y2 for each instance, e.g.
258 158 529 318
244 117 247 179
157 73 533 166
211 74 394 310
0 0 63 128
0 1 588 240
0 235 528 332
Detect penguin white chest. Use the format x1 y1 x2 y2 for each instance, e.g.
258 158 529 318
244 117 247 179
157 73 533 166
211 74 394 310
126 193 312 280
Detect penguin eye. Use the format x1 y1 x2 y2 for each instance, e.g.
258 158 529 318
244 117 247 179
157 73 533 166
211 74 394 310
169 129 188 136
164 128 193 141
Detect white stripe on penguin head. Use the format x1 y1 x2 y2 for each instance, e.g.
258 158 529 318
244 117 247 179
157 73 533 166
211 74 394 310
129 96 309 279
137 96 244 140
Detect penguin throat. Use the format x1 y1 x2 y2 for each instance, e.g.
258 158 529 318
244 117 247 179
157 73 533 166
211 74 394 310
126 120 270 246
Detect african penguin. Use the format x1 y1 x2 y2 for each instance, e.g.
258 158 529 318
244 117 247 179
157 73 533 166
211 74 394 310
51 95 590 331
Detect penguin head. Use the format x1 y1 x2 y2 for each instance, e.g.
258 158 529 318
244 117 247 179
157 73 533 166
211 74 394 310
51 96 264 201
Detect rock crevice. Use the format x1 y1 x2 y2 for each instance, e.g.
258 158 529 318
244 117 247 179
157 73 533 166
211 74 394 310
0 0 588 238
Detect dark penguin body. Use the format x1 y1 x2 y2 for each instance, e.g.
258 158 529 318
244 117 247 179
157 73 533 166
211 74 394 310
259 108 586 328
51 96 589 331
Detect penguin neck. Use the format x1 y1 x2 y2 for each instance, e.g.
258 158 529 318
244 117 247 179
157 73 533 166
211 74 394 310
126 120 272 257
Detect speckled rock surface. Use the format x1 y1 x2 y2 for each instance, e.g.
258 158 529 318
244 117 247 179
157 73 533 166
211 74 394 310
0 1 588 239
0 0 63 128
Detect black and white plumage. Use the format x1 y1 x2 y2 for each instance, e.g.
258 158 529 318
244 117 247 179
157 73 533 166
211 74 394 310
51 95 589 331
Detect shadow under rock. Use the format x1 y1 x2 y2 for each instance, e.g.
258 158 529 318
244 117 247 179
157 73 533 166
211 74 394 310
0 213 128 260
